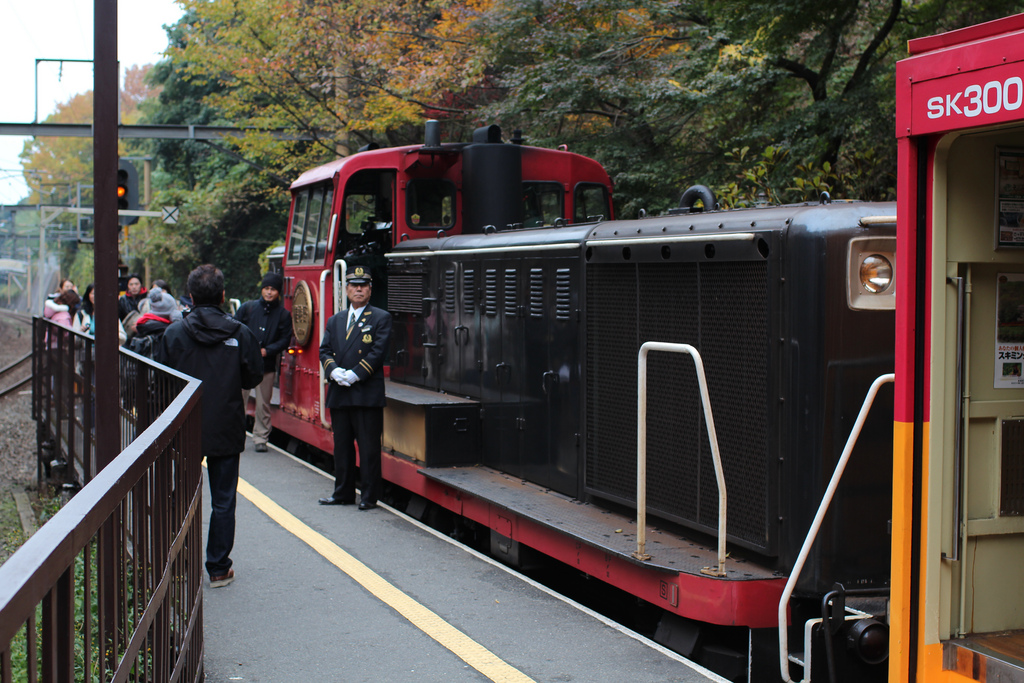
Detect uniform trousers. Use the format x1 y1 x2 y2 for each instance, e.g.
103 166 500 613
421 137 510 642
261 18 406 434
329 406 383 505
205 454 239 577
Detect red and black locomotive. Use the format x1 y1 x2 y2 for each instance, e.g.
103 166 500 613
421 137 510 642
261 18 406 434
268 122 896 682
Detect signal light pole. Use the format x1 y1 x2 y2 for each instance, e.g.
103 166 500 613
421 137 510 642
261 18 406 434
116 159 139 226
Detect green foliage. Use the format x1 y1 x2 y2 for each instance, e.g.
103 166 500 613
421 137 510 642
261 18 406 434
42 0 1021 285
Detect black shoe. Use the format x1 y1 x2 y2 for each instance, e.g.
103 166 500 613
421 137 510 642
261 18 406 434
319 496 354 506
358 502 377 511
254 443 268 452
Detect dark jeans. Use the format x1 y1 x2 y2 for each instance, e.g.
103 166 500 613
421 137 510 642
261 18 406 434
329 407 383 505
206 455 240 577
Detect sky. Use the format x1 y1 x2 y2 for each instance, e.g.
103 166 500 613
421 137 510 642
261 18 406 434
0 0 185 205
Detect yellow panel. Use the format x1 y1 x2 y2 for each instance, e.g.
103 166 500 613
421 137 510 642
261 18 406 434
383 401 426 462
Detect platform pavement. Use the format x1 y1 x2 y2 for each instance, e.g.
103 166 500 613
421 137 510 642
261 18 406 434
199 439 728 683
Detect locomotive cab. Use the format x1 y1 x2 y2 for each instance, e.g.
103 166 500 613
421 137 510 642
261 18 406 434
274 124 614 455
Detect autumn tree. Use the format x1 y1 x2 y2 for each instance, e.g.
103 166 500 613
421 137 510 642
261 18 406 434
152 0 1024 221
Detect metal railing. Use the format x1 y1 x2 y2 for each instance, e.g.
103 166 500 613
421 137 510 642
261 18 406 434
634 341 728 577
777 372 894 683
0 318 204 683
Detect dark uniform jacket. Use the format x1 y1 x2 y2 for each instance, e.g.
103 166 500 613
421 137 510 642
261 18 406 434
319 304 391 409
156 305 264 458
234 297 292 373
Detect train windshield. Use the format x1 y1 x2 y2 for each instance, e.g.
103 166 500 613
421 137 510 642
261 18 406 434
523 181 563 228
573 183 610 223
287 183 334 265
339 169 395 259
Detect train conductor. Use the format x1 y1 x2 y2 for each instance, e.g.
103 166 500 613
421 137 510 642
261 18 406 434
318 265 392 510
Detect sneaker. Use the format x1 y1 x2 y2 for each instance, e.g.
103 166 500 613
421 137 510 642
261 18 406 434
254 443 268 452
210 569 235 588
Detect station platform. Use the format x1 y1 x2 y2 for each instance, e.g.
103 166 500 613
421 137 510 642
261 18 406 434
201 439 728 683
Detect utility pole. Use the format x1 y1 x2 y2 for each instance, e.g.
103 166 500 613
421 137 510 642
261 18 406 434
94 0 119 466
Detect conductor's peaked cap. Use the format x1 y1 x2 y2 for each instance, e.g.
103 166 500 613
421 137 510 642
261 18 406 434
346 266 371 285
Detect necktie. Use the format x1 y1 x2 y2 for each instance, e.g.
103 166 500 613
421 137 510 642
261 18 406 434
347 311 356 333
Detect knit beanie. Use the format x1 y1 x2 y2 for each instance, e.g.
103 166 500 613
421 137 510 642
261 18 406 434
261 271 284 292
148 287 182 321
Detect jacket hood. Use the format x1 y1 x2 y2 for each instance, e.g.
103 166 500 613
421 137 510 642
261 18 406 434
181 305 242 345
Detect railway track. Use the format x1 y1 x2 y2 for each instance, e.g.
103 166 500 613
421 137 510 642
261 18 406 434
0 309 34 399
0 352 32 399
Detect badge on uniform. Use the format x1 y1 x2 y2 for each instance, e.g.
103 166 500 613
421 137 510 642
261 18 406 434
362 333 373 343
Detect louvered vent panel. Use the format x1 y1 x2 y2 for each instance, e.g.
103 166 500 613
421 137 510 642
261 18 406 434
387 273 425 314
555 268 572 320
444 269 456 314
504 268 518 317
484 269 498 317
462 269 475 316
529 268 544 317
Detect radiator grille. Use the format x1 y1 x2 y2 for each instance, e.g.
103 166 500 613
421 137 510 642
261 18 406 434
585 260 771 550
387 273 425 314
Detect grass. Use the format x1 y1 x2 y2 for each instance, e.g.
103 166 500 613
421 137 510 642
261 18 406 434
0 483 62 565
0 484 28 565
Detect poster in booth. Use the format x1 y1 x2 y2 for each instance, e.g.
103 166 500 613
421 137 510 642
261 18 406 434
996 273 1024 387
997 148 1024 248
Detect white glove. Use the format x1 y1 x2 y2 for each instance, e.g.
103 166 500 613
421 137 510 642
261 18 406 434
341 369 359 385
330 368 347 385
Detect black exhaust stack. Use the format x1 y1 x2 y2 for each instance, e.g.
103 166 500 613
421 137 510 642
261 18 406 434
462 124 524 233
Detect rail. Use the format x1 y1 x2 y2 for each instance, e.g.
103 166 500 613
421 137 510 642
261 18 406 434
0 352 32 400
777 372 894 683
634 341 727 577
0 317 204 683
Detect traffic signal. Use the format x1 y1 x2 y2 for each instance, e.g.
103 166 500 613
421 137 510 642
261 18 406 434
117 159 139 226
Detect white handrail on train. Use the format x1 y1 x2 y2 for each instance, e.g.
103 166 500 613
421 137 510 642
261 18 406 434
635 341 727 577
317 259 347 429
778 372 895 683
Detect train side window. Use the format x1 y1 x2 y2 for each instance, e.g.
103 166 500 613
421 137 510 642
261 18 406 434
523 181 563 228
406 178 455 230
303 188 324 262
314 188 334 261
287 191 309 264
574 183 610 223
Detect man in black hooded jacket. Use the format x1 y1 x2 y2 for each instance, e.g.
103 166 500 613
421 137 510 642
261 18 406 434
156 264 263 588
234 271 291 452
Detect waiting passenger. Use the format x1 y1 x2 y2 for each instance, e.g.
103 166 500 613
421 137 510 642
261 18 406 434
234 272 291 452
156 264 263 588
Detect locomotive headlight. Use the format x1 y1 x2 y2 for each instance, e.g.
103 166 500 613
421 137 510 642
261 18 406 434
859 254 893 293
847 235 896 311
